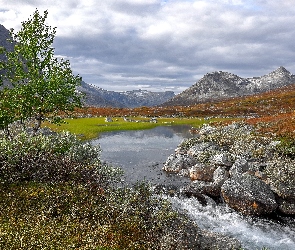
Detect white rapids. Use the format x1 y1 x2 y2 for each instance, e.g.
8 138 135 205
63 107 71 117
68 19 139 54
169 196 295 250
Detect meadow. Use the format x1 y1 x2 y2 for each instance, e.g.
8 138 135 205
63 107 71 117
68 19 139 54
46 116 225 140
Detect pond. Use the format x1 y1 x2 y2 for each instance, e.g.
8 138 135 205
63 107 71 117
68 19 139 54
91 126 295 250
91 125 192 186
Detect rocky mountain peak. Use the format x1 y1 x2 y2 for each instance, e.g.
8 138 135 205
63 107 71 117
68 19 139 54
163 67 295 106
271 66 291 76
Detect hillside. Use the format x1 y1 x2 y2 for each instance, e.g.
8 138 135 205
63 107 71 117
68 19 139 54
163 67 295 106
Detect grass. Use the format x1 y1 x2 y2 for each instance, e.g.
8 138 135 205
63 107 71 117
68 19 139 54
45 116 225 140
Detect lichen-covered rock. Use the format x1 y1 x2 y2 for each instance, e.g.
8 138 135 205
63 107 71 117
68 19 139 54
229 158 249 176
197 230 242 250
276 197 295 215
189 163 216 181
181 180 221 197
187 142 217 157
211 153 232 167
182 166 229 198
266 159 295 199
163 153 197 173
221 173 277 215
213 166 229 185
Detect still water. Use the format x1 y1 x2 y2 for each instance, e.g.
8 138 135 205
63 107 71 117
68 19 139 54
91 126 295 250
91 125 192 186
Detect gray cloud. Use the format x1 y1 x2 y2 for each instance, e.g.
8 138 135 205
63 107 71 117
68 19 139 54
1 0 295 93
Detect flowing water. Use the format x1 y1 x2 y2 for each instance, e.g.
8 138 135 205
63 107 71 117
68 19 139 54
91 126 295 250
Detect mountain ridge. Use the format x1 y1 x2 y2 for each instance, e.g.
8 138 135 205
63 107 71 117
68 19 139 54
78 81 175 108
163 66 295 106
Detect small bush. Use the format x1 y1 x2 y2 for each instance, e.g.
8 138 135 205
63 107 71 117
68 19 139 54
0 130 123 186
0 181 195 249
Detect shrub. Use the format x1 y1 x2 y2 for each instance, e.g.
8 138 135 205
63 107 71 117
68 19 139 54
0 128 200 249
0 130 123 186
0 181 196 249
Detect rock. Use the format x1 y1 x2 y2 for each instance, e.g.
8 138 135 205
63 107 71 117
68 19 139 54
187 142 217 157
182 166 229 198
181 180 221 197
211 153 232 167
254 171 268 181
266 159 295 215
229 158 249 176
178 168 190 177
213 166 229 185
163 153 197 173
269 177 295 200
277 198 295 215
189 163 216 181
221 173 277 215
197 230 242 250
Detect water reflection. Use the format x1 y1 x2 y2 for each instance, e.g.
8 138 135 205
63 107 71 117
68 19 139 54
91 126 191 186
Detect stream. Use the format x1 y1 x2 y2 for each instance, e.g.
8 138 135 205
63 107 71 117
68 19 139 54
91 126 295 250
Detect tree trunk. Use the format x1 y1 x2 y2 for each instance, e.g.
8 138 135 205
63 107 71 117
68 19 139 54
33 113 42 133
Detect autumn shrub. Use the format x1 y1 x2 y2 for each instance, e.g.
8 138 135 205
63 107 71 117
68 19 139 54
0 181 197 249
0 130 123 186
0 129 199 249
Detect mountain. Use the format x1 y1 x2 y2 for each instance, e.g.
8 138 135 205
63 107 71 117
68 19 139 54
163 67 295 106
78 81 175 108
0 24 14 78
0 24 13 57
0 24 174 108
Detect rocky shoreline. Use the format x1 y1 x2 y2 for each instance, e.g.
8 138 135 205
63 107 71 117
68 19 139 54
159 122 295 248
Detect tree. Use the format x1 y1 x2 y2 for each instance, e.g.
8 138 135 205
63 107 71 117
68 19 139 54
0 9 82 133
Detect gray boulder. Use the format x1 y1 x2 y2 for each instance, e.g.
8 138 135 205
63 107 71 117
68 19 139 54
221 173 277 215
197 230 242 250
182 166 229 198
189 163 216 181
276 198 295 215
229 158 249 176
210 153 232 167
163 154 197 173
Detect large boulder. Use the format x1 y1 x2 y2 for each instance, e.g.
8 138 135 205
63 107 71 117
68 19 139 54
266 159 295 215
221 173 277 215
182 166 229 198
189 163 216 181
276 197 295 215
163 153 197 173
181 180 221 197
210 153 232 167
229 158 249 176
197 230 241 250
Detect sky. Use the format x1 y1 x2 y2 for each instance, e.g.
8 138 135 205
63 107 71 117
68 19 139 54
1 0 295 93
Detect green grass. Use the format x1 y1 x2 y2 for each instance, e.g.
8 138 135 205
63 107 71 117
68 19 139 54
45 116 225 140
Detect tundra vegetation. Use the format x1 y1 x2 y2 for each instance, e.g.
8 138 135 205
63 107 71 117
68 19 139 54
0 10 201 249
0 9 294 250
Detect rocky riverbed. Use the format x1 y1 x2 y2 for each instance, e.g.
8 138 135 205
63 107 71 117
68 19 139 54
161 122 295 248
163 122 295 216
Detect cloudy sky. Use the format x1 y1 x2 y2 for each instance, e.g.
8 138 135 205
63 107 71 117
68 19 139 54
1 0 295 93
